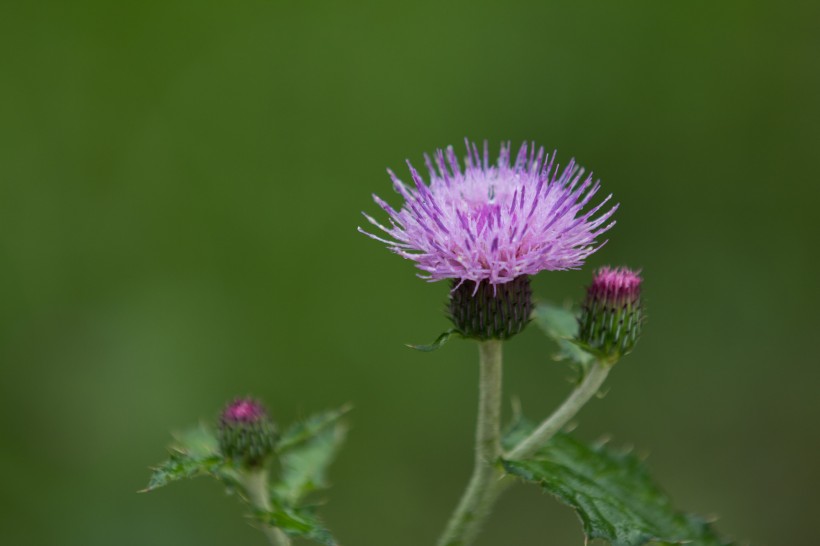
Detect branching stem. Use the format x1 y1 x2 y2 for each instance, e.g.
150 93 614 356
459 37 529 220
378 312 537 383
506 361 611 460
439 358 612 545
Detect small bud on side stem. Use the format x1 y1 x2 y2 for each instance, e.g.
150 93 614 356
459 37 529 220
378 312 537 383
578 267 643 361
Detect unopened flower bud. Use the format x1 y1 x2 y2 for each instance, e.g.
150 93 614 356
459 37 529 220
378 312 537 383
578 267 643 360
449 275 533 340
218 397 277 467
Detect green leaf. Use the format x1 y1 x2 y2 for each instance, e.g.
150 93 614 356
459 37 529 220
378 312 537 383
500 412 537 452
533 303 594 366
267 407 349 542
172 421 219 458
254 504 339 546
502 433 735 546
277 404 351 454
142 451 231 492
273 420 348 504
142 423 239 492
406 328 462 351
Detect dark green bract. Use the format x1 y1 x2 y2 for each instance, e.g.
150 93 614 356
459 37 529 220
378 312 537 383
449 275 532 340
218 417 278 468
578 296 643 359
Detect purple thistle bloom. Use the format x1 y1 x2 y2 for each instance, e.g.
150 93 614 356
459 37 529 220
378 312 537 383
221 398 269 424
588 266 643 306
360 140 618 286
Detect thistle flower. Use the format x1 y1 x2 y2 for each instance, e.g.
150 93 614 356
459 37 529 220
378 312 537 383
218 397 277 468
360 140 617 285
360 140 617 340
578 266 644 360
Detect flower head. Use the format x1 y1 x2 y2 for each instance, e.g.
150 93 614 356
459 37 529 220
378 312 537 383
360 140 618 286
578 266 644 360
218 397 277 467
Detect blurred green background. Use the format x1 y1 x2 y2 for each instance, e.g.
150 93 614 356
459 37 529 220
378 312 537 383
1 1 818 545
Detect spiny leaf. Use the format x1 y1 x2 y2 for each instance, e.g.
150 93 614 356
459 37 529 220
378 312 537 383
406 328 462 351
533 303 594 366
254 504 339 546
142 423 239 492
277 404 351 454
502 432 735 546
171 421 219 458
273 420 348 504
142 452 230 492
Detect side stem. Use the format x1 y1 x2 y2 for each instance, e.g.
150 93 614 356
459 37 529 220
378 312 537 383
437 340 504 546
243 469 292 546
507 360 610 460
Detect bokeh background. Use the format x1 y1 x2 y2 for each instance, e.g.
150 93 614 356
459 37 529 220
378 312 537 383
1 1 818 545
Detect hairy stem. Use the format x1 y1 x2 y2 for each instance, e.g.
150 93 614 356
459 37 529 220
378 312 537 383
439 359 612 545
506 360 610 460
243 469 292 546
437 340 504 546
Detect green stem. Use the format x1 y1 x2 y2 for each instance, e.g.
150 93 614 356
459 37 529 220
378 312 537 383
437 340 504 546
439 359 612 545
243 469 292 546
506 360 610 460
